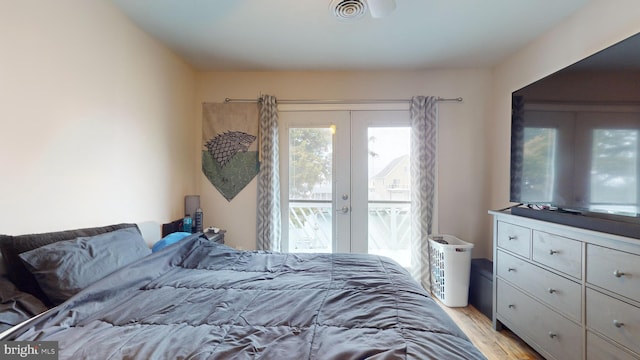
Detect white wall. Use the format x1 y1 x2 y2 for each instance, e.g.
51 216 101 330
0 0 197 234
197 70 495 258
488 0 640 258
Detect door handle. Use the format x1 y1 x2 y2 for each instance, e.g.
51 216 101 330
337 205 350 214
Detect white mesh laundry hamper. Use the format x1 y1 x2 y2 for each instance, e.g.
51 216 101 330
428 234 474 307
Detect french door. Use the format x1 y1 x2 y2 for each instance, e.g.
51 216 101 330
279 110 412 267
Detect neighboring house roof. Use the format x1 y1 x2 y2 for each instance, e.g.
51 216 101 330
371 155 409 179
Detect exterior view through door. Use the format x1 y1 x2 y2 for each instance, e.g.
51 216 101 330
279 110 412 270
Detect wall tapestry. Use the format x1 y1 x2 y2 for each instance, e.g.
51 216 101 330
202 102 260 201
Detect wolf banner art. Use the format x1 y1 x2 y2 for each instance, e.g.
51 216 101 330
202 103 260 201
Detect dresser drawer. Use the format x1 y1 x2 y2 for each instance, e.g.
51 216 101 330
587 244 640 300
497 280 582 360
532 231 582 279
587 331 640 360
497 250 581 322
586 288 640 355
497 221 531 258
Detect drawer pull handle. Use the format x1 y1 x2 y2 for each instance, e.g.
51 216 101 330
508 235 517 240
549 249 559 255
613 270 625 278
508 304 515 309
613 320 624 328
547 288 556 294
507 267 516 272
548 332 557 339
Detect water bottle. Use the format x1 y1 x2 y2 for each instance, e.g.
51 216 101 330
183 214 193 233
194 208 203 233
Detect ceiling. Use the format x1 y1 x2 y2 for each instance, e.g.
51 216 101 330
111 0 592 72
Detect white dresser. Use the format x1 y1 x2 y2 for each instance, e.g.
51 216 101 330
491 211 640 360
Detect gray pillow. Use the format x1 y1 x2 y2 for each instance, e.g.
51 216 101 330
0 223 137 305
18 227 151 305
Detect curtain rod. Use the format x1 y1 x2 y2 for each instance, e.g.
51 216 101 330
223 97 463 104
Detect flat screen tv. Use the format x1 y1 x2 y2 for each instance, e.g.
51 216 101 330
510 32 640 227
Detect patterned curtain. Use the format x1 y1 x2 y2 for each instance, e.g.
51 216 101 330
256 95 282 251
409 96 438 290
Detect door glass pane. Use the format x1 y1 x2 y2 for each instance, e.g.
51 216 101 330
367 127 411 267
288 127 333 253
590 129 638 215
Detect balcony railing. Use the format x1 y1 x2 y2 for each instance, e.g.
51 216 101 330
288 200 332 252
287 200 412 266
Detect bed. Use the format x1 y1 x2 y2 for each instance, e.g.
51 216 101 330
0 224 486 359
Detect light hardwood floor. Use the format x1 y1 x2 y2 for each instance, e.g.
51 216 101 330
435 300 544 360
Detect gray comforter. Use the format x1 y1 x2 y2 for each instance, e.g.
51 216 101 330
0 276 47 333
15 235 486 359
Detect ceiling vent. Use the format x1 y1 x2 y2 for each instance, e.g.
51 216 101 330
330 0 397 20
330 0 367 20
